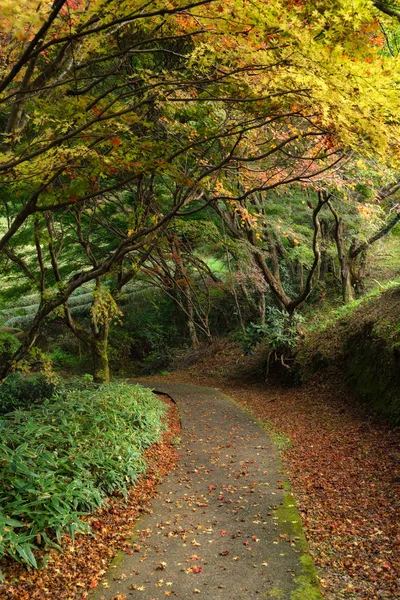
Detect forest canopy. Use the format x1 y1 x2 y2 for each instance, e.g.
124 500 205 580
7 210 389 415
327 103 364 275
0 0 399 382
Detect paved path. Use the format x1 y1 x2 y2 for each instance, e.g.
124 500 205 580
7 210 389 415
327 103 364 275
91 382 321 600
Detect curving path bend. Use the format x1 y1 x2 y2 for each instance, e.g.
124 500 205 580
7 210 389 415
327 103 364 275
90 382 322 600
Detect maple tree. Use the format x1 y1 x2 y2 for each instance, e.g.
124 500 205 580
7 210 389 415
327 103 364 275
0 0 400 377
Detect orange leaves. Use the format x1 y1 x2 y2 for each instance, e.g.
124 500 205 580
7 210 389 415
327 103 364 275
175 13 197 32
189 565 203 573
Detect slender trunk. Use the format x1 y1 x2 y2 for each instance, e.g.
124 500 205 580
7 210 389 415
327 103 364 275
186 293 200 349
258 292 266 326
327 201 354 303
299 264 304 293
318 220 329 282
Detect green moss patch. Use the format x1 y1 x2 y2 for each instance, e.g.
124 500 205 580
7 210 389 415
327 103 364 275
275 492 323 600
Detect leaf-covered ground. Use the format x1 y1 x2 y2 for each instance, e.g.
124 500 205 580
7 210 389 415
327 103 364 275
1 343 399 599
162 341 400 599
0 395 181 600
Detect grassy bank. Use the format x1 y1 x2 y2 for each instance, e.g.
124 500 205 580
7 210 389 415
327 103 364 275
297 285 400 424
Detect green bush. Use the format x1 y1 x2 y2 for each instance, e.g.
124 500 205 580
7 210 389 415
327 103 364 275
0 330 19 361
48 347 80 370
241 307 304 355
0 380 165 574
0 373 57 415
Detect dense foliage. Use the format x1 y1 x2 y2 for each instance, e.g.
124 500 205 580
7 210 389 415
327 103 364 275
0 380 165 573
0 372 56 415
0 0 399 381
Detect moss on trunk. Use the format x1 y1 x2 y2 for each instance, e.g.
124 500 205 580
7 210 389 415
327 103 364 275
92 340 110 383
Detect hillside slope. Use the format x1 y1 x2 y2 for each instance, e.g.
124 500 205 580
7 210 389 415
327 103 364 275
297 286 400 423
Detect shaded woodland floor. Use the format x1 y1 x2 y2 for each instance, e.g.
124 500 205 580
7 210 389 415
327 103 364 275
159 340 400 599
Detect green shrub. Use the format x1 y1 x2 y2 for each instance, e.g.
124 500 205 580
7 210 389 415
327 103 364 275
0 373 57 415
241 307 304 355
0 330 19 361
0 380 165 574
49 347 80 370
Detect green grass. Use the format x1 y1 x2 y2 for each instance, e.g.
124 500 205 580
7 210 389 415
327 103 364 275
0 379 165 575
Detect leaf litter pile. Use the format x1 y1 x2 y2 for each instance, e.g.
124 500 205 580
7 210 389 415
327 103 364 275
162 340 400 600
0 394 181 600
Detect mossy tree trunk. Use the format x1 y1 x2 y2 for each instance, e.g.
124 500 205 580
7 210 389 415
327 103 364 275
64 306 111 383
91 335 110 383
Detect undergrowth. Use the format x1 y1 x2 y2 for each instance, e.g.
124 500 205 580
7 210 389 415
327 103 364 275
0 372 57 415
0 379 165 575
305 279 400 335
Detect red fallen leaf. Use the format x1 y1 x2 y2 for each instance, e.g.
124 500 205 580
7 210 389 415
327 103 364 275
220 530 228 535
220 550 229 556
383 563 391 570
89 579 98 589
191 566 203 573
92 521 102 528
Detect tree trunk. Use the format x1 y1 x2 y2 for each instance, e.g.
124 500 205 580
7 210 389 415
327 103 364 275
327 201 354 303
92 338 110 383
187 305 200 349
64 306 111 383
258 292 266 325
318 220 329 282
349 249 368 298
299 264 304 293
342 268 354 304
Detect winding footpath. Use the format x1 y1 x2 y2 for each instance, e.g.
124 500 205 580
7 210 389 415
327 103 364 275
91 382 322 600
